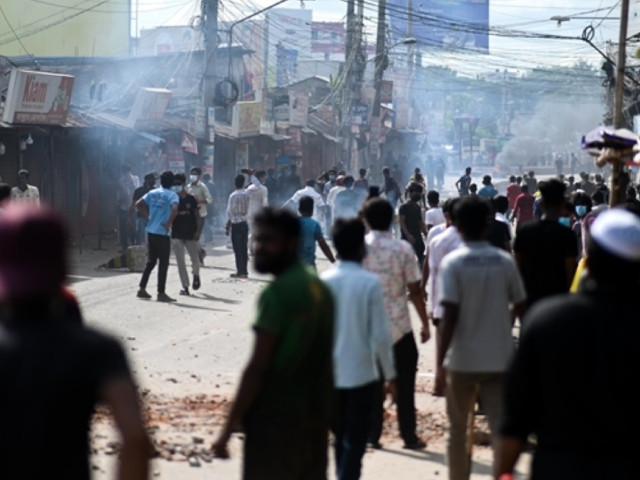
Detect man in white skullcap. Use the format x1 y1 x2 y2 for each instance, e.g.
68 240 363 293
496 208 640 480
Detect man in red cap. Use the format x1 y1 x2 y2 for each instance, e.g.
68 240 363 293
0 206 151 480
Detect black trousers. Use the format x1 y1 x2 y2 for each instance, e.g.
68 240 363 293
139 233 171 294
413 238 425 267
231 221 249 275
243 415 328 480
369 332 419 445
333 382 376 480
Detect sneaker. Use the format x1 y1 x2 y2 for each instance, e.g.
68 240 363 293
192 275 201 291
137 289 152 299
179 288 190 296
230 273 248 279
157 293 177 303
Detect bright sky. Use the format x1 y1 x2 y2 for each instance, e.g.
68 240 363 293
135 0 628 73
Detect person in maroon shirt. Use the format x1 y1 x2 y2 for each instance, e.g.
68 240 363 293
511 184 535 226
506 176 521 218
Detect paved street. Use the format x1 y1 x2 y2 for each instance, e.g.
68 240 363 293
71 227 530 479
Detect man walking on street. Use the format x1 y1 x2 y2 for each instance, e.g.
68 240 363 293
298 196 335 268
246 169 269 249
321 218 396 480
171 174 202 296
438 197 526 480
496 209 640 480
455 167 472 197
226 174 251 279
362 198 431 450
381 167 402 210
136 170 179 302
187 167 212 263
0 206 151 480
213 208 334 479
514 179 578 313
399 183 427 265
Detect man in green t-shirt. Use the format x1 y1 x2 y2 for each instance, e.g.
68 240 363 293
213 207 334 480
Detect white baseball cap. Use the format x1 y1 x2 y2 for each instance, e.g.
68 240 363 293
591 209 640 261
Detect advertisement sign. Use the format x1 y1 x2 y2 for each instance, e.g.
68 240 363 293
347 104 369 126
380 80 393 104
2 69 74 125
388 0 489 51
289 92 309 126
126 87 172 128
232 101 262 138
273 93 290 121
194 105 207 138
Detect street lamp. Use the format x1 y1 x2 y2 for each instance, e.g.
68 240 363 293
550 15 619 27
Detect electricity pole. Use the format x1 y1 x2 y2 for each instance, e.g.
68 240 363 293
371 0 386 177
611 0 630 206
341 0 356 167
202 0 219 109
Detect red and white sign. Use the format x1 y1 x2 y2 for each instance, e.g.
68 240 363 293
2 69 74 125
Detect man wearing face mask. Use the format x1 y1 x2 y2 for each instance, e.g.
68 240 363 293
187 167 212 264
513 179 578 316
399 184 427 266
171 174 202 296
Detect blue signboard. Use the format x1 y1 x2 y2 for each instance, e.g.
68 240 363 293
388 0 489 51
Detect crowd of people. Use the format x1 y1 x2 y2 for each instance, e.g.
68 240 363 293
213 162 640 480
0 157 639 480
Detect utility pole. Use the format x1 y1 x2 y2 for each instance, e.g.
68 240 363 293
202 0 219 110
611 0 630 206
371 0 386 177
341 0 356 167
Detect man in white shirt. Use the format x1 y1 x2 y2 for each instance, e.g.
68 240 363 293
283 179 325 225
187 167 213 263
422 197 463 396
246 170 269 223
321 218 396 480
438 196 526 480
326 176 346 225
425 190 445 231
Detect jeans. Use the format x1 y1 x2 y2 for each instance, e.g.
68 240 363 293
118 209 132 249
172 238 200 289
370 332 419 445
135 217 148 245
445 371 504 480
231 222 249 275
139 233 171 294
333 382 376 480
